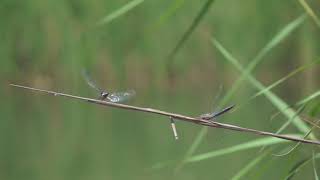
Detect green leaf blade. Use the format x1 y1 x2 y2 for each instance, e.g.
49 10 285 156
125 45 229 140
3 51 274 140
186 136 297 163
97 0 144 26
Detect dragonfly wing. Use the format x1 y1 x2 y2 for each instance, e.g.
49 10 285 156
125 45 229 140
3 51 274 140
107 90 136 103
211 85 224 111
82 70 103 93
201 86 224 121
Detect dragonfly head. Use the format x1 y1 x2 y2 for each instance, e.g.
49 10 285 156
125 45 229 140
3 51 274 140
100 91 109 100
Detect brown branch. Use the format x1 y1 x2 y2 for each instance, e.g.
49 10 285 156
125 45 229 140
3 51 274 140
9 83 320 146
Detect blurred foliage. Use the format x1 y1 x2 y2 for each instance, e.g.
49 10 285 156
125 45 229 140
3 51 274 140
1 0 320 179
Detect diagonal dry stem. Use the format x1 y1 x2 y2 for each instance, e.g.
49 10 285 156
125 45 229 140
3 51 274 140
9 83 320 146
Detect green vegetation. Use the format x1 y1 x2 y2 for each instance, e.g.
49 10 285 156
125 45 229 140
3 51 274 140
1 0 320 179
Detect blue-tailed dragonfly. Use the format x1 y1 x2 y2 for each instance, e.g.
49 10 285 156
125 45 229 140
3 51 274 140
199 105 235 121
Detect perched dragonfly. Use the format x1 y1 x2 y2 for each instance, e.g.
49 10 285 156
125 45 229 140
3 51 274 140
199 105 235 121
82 70 135 103
198 85 235 121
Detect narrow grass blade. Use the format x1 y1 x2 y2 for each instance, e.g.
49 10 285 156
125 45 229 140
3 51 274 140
183 128 208 158
174 128 208 172
231 152 268 180
151 0 186 28
270 89 320 120
275 104 306 134
167 0 215 61
150 159 174 170
254 14 307 62
313 151 319 180
298 0 320 28
251 59 320 99
285 153 320 180
297 90 320 106
211 36 315 139
97 0 144 25
216 14 307 105
186 135 297 163
285 158 310 180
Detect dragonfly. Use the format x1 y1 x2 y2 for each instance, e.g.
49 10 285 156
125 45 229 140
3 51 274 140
199 105 235 121
199 85 235 121
168 105 234 140
82 70 136 103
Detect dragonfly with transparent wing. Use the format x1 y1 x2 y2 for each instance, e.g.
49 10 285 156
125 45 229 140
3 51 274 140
169 86 234 140
82 70 136 103
170 105 235 140
199 86 235 121
199 105 235 121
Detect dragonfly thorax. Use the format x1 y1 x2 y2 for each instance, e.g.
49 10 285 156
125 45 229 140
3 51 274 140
199 113 214 120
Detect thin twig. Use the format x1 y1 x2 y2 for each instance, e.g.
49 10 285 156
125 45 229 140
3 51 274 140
9 83 320 146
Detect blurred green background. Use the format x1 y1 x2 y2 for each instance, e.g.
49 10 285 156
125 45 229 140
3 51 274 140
1 0 320 179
